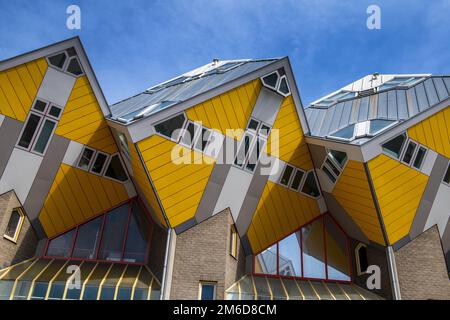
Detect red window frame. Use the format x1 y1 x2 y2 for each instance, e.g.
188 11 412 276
252 213 353 283
42 197 154 266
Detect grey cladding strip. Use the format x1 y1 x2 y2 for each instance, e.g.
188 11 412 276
0 118 23 179
174 217 197 234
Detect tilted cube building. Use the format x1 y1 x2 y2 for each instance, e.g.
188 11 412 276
0 37 448 300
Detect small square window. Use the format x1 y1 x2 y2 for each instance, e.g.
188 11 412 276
199 282 216 300
48 105 63 119
4 208 24 242
78 147 96 170
290 169 305 191
247 119 260 131
33 100 48 113
259 124 271 137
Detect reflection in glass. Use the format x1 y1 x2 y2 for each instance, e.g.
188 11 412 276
72 216 103 259
325 216 350 281
302 219 326 279
46 229 76 257
254 244 277 275
123 203 151 263
278 232 301 277
30 282 48 300
97 204 129 261
48 282 65 300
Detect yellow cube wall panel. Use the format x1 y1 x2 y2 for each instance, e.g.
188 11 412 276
368 154 428 244
332 161 385 245
247 181 321 253
38 164 130 237
0 58 47 121
137 135 215 228
55 76 118 154
407 106 450 158
185 80 261 140
266 96 313 170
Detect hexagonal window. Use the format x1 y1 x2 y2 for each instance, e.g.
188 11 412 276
277 76 290 96
261 72 279 89
66 57 84 76
48 52 67 69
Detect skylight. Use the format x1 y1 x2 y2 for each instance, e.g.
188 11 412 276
313 91 356 107
378 77 424 91
328 119 397 141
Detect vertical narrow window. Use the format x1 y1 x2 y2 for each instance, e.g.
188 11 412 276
245 137 265 172
382 133 406 159
443 162 450 184
355 243 369 275
123 202 151 263
32 119 56 154
72 216 103 259
199 282 217 300
17 113 42 149
117 132 131 161
279 165 294 186
302 218 326 279
234 132 254 167
290 169 305 191
77 147 95 170
90 152 109 175
194 127 212 153
278 232 301 277
254 243 277 275
4 208 24 242
180 121 198 148
402 140 417 165
412 146 427 169
325 216 350 281
230 225 238 258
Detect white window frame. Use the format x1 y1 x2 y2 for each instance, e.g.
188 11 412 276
77 146 97 171
180 120 201 149
30 117 58 155
260 71 280 91
65 56 85 77
289 168 306 192
320 149 347 185
89 151 110 176
299 170 322 199
381 132 408 160
279 163 295 187
276 75 291 97
355 243 368 276
243 135 266 173
153 112 187 143
400 139 418 166
198 281 217 300
103 153 129 183
411 144 428 170
3 208 25 243
246 117 261 132
233 131 256 169
193 127 212 154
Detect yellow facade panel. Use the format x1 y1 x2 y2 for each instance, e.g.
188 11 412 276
38 164 130 237
55 76 118 154
407 106 450 158
332 161 385 245
0 58 47 121
185 80 261 140
137 135 215 228
247 181 320 253
368 154 428 244
266 96 313 170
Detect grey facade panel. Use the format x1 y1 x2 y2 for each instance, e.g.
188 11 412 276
377 92 388 119
443 78 450 95
23 135 70 239
349 99 360 124
433 77 449 102
415 83 429 112
339 101 352 128
368 94 378 120
396 90 409 120
358 96 370 122
387 91 397 119
423 78 439 107
0 118 23 179
308 144 327 169
328 103 344 133
409 154 449 239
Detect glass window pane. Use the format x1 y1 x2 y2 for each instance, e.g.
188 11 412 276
99 286 115 300
234 133 253 167
302 219 326 279
254 243 277 275
0 281 14 300
194 128 211 152
48 105 62 118
46 229 76 258
413 147 427 169
154 113 186 140
200 283 216 300
262 72 278 88
290 170 304 190
48 282 65 300
91 153 108 174
18 113 41 149
280 165 294 186
32 119 56 153
245 137 264 172
325 158 340 176
322 166 337 183
180 121 196 147
369 119 394 135
13 281 31 300
301 171 320 198
78 148 95 170
33 100 47 112
325 216 350 281
278 232 301 277
382 134 406 159
328 150 347 168
278 77 290 95
67 57 83 76
5 209 21 239
247 119 260 131
133 287 148 300
30 282 48 300
82 285 99 300
98 204 130 261
123 203 151 263
48 52 67 68
443 163 450 184
72 216 103 259
117 287 132 300
402 141 417 164
330 124 355 140
104 155 128 182
65 286 81 300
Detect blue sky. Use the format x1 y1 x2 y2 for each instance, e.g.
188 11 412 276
1 0 449 106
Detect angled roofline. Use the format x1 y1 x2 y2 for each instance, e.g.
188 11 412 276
107 56 310 143
0 36 112 117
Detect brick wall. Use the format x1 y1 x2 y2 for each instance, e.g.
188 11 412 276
0 191 38 269
169 209 246 299
395 225 450 300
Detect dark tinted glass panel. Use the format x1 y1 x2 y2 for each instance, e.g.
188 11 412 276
104 155 128 182
0 281 14 299
18 113 41 149
413 147 427 169
302 219 326 279
325 158 340 176
301 172 320 197
154 114 186 140
247 119 259 130
382 134 406 158
32 119 56 153
48 52 67 68
99 286 115 300
259 124 271 137
91 153 108 174
33 100 47 112
280 165 294 186
133 287 148 300
72 216 103 259
67 57 83 75
328 150 347 168
194 128 211 152
82 286 99 300
278 77 290 95
123 203 151 263
262 72 278 88
67 47 77 57
358 246 369 273
290 170 304 190
78 148 95 170
98 204 129 261
369 119 394 134
65 287 81 300
234 133 253 167
48 282 65 300
254 243 277 275
30 282 48 300
402 141 417 164
444 163 450 184
48 105 62 118
117 287 132 300
200 284 215 300
46 229 76 257
180 122 196 147
325 216 350 281
278 232 301 277
5 209 21 239
245 137 264 172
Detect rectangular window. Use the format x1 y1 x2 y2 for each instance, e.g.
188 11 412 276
234 132 255 168
90 152 109 175
290 169 305 191
247 118 260 131
48 105 62 119
245 137 265 172
412 146 427 169
402 140 417 165
279 165 294 186
32 119 56 154
199 282 217 300
17 113 42 149
180 121 199 148
78 147 96 170
230 225 238 258
154 113 186 141
194 127 212 153
4 208 24 242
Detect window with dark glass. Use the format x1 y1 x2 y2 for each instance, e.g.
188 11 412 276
247 118 260 131
194 128 212 153
412 146 427 169
199 282 216 300
77 147 95 170
261 72 279 89
90 152 108 175
443 162 450 184
97 204 129 261
32 119 56 154
48 105 62 119
180 121 198 148
154 113 186 141
328 150 347 169
382 133 406 159
33 99 47 112
104 154 128 182
17 113 42 149
4 208 23 241
245 137 264 172
72 215 103 259
402 140 417 165
123 202 151 263
48 52 67 68
355 244 369 275
301 171 320 198
66 57 83 76
290 169 305 191
277 76 290 96
234 132 254 167
46 229 76 257
280 165 294 186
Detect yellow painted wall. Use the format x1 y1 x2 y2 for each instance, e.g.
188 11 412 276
55 76 118 154
38 164 130 237
137 135 215 228
0 58 47 121
266 96 313 170
407 106 450 158
247 181 321 253
185 79 261 140
368 154 428 244
129 141 167 227
332 161 385 245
